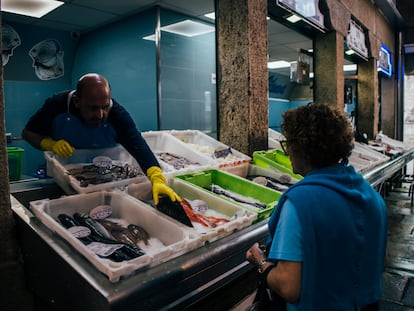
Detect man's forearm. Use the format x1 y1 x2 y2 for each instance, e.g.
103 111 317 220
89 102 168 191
22 128 46 150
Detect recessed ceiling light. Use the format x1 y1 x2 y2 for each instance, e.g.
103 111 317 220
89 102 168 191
286 14 302 23
161 20 215 37
2 0 64 18
268 61 291 69
143 34 156 41
204 12 215 20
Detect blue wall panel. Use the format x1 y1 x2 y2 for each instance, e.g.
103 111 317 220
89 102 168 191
72 8 158 132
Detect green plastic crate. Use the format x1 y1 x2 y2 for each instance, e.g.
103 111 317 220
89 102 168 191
174 169 282 222
253 150 303 180
7 147 24 181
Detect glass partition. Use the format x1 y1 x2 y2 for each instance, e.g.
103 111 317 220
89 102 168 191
158 9 217 135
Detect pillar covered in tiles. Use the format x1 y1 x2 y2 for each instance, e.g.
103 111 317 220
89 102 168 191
357 59 379 138
314 31 345 109
216 0 268 156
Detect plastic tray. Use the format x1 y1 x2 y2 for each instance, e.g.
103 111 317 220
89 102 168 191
174 169 282 223
142 131 213 177
169 130 251 177
30 190 202 282
45 145 148 194
246 164 300 186
253 150 303 180
128 178 257 243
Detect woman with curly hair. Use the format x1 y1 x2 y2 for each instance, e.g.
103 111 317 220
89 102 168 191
246 103 387 311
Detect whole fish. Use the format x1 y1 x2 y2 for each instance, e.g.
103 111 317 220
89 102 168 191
127 224 150 245
111 229 137 247
73 213 114 240
209 184 267 210
99 219 141 247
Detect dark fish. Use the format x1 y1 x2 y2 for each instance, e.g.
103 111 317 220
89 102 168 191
99 219 126 231
209 184 267 210
58 214 78 228
58 213 142 261
111 229 138 247
214 147 232 159
73 213 113 240
156 197 193 227
128 224 150 245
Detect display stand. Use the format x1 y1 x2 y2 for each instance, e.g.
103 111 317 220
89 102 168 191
10 149 414 310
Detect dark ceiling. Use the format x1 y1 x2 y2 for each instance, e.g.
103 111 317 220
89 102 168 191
397 0 414 29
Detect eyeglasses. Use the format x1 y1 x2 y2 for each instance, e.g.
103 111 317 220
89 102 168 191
279 140 289 155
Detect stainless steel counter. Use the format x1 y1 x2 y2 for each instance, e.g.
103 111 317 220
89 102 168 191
10 150 414 311
11 182 268 311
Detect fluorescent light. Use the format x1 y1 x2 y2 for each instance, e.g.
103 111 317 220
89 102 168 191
143 34 156 41
345 49 356 55
204 12 215 20
286 14 302 23
2 0 64 18
268 60 291 69
161 20 215 37
344 64 357 72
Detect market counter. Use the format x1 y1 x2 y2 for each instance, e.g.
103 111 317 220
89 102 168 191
11 180 267 311
10 149 414 310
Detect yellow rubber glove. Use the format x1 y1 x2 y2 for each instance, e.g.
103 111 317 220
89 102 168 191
146 166 181 205
40 138 75 158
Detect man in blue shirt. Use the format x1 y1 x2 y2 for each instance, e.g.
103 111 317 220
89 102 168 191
246 103 387 311
22 73 179 205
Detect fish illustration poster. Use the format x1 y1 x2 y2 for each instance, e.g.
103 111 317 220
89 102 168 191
29 38 64 80
2 23 21 66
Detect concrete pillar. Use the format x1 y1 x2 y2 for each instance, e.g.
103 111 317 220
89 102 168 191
216 0 268 155
357 58 379 138
314 31 345 109
0 14 34 310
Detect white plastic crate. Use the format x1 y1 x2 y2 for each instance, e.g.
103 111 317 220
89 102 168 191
142 131 213 177
127 179 257 243
169 130 251 177
45 145 148 194
268 128 284 150
172 178 257 242
30 190 202 282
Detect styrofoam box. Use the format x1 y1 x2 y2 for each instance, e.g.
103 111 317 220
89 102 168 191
169 130 251 177
142 131 213 177
30 190 202 282
128 178 257 243
353 142 390 163
45 145 148 195
349 142 391 173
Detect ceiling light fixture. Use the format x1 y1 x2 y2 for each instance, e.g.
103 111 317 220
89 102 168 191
204 12 215 20
268 60 291 69
286 14 302 23
161 20 215 37
1 0 64 18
